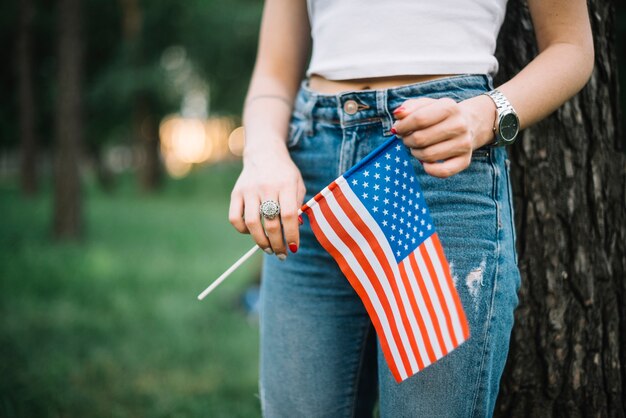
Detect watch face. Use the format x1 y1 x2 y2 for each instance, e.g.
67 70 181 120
499 113 519 141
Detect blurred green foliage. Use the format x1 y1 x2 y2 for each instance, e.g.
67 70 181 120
0 163 264 417
0 0 262 152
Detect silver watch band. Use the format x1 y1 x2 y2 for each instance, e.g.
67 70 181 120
483 89 518 146
484 89 516 115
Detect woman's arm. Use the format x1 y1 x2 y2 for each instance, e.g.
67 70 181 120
242 0 311 156
229 0 311 258
392 0 595 178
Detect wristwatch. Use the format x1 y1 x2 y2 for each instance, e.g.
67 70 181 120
482 89 520 147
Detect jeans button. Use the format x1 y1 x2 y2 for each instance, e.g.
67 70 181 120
343 100 358 115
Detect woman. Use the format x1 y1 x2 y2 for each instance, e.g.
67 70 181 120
229 0 594 416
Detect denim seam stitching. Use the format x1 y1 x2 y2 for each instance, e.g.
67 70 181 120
469 151 501 418
348 323 373 418
504 158 518 265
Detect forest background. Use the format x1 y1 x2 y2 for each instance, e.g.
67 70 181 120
1 0 625 416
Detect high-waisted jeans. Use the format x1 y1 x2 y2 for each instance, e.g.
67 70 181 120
259 74 522 418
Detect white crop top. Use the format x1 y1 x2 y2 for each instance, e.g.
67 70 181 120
305 0 508 80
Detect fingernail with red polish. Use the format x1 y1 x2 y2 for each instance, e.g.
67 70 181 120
391 127 397 134
393 106 405 115
298 215 303 225
289 242 298 253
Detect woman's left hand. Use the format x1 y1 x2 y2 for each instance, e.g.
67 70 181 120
391 96 496 178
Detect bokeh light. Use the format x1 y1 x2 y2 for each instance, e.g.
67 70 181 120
159 114 240 178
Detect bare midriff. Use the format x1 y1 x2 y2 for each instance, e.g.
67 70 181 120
307 73 461 94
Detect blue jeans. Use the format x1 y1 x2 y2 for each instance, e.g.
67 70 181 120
259 74 521 417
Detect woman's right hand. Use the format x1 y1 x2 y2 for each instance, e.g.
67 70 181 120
228 141 306 260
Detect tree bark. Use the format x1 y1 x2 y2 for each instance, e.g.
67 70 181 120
53 0 83 239
494 1 625 416
17 0 38 195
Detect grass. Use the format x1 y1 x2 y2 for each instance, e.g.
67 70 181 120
0 163 264 417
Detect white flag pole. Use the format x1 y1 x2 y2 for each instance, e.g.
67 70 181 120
197 244 261 300
197 209 304 301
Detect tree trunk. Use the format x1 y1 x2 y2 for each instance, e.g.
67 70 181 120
134 95 161 191
17 0 38 195
494 1 625 416
120 0 162 192
53 0 83 239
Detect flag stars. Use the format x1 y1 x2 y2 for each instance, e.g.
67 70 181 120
395 144 401 151
385 175 391 182
385 165 391 171
402 183 407 190
362 181 369 188
421 219 425 226
395 168 400 175
352 179 358 186
372 206 379 213
374 173 380 180
422 208 427 214
410 177 415 183
362 192 369 199
390 235 395 241
401 195 406 202
400 206 405 213
393 191 399 197
383 198 389 205
382 220 388 226
373 195 379 201
427 224 432 230
385 153 391 160
416 192 421 198
397 250 401 257
419 231 424 237
395 156 400 163
403 160 408 167
384 187 390 193
375 162 381 169
374 184 380 191
413 226 418 232
364 170 370 177
392 213 397 219
393 202 398 208
409 188 414 194
402 172 407 179
383 209 389 215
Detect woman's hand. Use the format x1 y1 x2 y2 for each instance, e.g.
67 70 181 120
391 95 497 178
229 141 306 260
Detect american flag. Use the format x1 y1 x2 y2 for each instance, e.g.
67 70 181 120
300 136 470 382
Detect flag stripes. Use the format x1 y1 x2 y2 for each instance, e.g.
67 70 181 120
303 176 470 382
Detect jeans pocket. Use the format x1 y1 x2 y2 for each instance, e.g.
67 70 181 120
286 120 305 149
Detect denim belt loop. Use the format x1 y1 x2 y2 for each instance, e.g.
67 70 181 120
302 91 317 137
377 89 394 135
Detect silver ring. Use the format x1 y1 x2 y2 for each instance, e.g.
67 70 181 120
259 200 280 220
